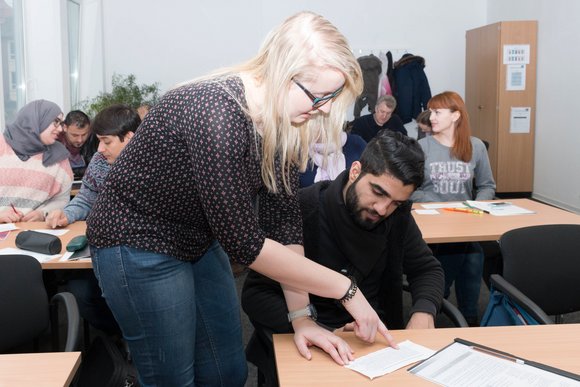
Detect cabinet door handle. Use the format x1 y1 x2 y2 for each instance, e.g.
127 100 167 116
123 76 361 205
478 105 484 110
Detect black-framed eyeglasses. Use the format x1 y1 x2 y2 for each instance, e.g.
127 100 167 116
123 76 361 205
52 117 63 127
292 78 344 109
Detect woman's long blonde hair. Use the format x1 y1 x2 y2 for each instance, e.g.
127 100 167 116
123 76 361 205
181 12 362 193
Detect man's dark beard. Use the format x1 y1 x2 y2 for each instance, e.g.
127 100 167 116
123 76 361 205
344 178 385 231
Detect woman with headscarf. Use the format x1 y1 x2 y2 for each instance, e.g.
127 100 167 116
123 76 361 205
0 99 73 223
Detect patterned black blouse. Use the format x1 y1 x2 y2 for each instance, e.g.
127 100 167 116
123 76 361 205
87 77 303 265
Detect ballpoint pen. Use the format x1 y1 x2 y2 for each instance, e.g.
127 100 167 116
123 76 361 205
10 203 18 214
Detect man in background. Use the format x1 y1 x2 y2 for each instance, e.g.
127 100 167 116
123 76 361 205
350 95 407 142
57 110 96 179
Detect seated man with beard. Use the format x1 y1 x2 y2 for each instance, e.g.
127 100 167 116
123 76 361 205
242 130 444 387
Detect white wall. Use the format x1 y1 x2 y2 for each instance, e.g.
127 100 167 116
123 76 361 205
488 0 580 212
22 1 578 212
98 0 486 99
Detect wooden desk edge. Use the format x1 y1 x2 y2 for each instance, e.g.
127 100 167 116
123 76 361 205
42 259 92 270
65 352 82 387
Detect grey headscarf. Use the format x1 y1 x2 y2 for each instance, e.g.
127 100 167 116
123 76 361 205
3 99 69 166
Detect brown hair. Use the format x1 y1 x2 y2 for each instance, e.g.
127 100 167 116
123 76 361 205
416 110 431 126
427 91 472 162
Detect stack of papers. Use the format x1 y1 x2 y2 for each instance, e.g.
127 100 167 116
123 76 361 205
465 201 535 216
409 339 580 386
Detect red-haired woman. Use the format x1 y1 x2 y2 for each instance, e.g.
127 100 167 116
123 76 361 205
411 91 495 326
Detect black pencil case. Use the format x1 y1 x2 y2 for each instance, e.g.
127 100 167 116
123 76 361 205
15 230 62 255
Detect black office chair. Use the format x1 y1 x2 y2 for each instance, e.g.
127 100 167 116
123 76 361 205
0 254 80 352
490 224 580 324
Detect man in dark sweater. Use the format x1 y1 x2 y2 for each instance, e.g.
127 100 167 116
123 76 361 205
350 95 408 142
242 131 444 387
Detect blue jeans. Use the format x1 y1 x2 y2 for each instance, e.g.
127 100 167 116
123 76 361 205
91 242 247 387
432 242 484 320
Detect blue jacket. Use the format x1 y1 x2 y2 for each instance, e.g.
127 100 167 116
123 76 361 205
393 54 432 124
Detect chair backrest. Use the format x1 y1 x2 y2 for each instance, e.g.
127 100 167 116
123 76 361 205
499 224 580 316
0 255 50 352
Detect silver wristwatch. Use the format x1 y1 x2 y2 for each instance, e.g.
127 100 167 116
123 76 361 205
287 303 318 322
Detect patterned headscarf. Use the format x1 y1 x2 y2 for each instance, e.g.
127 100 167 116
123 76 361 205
3 99 69 166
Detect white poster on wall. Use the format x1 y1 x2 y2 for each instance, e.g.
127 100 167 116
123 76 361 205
506 64 526 91
510 107 531 134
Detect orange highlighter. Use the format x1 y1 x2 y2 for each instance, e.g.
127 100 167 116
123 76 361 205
443 207 484 215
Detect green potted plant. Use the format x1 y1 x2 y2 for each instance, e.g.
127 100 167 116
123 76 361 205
76 73 160 118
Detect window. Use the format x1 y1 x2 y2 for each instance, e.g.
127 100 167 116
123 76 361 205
67 0 80 108
0 0 26 127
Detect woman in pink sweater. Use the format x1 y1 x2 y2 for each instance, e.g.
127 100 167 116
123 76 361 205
0 100 73 223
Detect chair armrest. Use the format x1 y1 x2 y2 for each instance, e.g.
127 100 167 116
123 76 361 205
51 292 81 352
490 274 553 324
441 299 468 327
403 280 467 328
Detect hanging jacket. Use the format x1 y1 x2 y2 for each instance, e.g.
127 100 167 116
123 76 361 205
393 54 432 124
353 54 382 118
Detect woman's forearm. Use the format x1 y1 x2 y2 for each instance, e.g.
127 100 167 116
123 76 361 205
249 238 350 300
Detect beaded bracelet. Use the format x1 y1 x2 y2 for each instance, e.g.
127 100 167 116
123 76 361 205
339 275 358 304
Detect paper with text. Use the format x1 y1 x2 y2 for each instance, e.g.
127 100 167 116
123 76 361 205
345 340 435 380
409 342 580 386
421 202 465 209
465 201 535 216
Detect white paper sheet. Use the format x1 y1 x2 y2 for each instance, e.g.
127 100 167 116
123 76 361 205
465 201 535 216
510 107 531 133
414 209 440 215
0 223 18 232
31 228 70 236
421 202 465 209
410 342 580 387
0 247 61 263
345 340 435 380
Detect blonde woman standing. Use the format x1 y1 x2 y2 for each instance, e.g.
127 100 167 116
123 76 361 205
87 12 396 386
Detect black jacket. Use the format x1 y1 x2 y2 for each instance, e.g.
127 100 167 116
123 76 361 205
393 54 432 124
350 113 407 143
242 174 444 332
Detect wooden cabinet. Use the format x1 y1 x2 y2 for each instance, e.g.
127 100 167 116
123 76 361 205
465 21 537 194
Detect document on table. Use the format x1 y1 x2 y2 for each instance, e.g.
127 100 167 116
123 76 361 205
31 228 70 236
465 201 535 216
345 340 435 380
414 209 440 215
409 340 580 386
0 247 61 263
0 223 19 232
421 202 464 209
